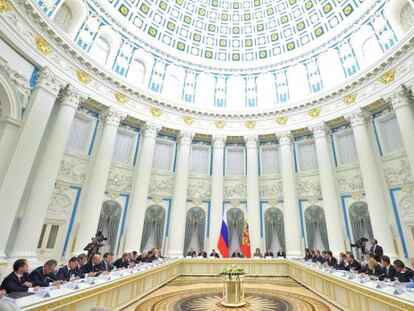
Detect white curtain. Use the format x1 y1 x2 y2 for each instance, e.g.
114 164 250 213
152 141 174 170
380 116 404 154
336 131 358 165
226 148 244 176
66 116 92 152
190 146 210 175
298 142 318 171
261 147 280 174
112 132 134 164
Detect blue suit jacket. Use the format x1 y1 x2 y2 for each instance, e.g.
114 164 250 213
29 266 57 287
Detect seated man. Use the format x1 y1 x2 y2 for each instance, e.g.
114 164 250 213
312 250 324 263
231 249 243 258
0 259 39 293
334 253 346 270
77 253 88 277
29 259 63 287
276 248 286 258
155 248 164 259
209 249 220 258
393 259 414 282
325 251 337 267
304 249 312 261
132 251 142 263
84 254 108 276
379 255 396 281
142 250 156 263
264 249 274 258
186 248 197 258
101 252 114 271
56 256 79 281
344 253 362 272
114 253 131 269
127 252 137 267
198 249 207 258
253 248 263 258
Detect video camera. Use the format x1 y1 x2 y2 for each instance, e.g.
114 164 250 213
350 237 369 259
95 231 107 243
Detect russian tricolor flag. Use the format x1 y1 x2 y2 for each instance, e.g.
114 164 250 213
217 219 229 258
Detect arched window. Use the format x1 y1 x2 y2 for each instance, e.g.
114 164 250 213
183 207 206 255
351 26 383 69
195 73 215 107
256 73 276 107
140 205 166 252
401 2 414 33
318 49 346 90
304 206 329 251
128 59 146 86
264 208 285 254
89 36 110 66
286 64 310 102
385 0 414 39
162 74 180 100
226 208 244 255
53 3 73 33
97 200 122 254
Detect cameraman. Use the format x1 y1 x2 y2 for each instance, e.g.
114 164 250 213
84 236 104 261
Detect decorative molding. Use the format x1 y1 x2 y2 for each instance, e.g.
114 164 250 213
309 122 329 139
36 67 64 95
337 173 364 193
187 180 211 199
0 0 12 12
58 157 87 185
259 180 283 199
75 69 92 84
106 169 133 192
215 120 225 129
276 116 288 125
383 159 413 186
150 107 163 117
35 36 53 55
297 178 321 197
223 181 247 199
345 108 370 128
114 92 128 104
183 116 195 125
143 123 161 139
379 69 396 85
244 120 256 129
343 93 358 105
308 108 321 118
100 107 126 127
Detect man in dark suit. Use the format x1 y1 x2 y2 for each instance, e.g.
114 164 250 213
0 259 39 293
312 250 324 263
56 256 80 281
30 259 63 287
393 259 414 282
370 239 383 262
326 251 338 267
209 249 220 258
198 249 207 258
114 253 131 269
76 253 88 277
379 255 396 281
84 255 108 276
102 252 114 271
264 249 274 258
231 249 243 258
186 248 197 258
276 248 286 258
334 253 346 270
344 253 362 271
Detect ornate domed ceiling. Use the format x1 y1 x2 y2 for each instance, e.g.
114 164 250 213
35 0 410 111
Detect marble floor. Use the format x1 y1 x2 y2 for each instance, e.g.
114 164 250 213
123 276 342 311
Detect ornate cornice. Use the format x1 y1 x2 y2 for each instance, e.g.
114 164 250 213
99 107 126 127
143 123 161 139
36 67 65 96
345 108 370 128
309 123 329 139
276 132 293 146
387 85 413 111
244 135 258 149
59 85 85 110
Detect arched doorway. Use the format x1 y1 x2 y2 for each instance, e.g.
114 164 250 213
140 205 166 252
183 207 206 255
97 200 122 254
226 208 244 255
264 208 285 253
304 206 329 251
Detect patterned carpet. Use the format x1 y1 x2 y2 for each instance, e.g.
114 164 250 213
127 276 340 311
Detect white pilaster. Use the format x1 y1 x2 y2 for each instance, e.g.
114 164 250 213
73 107 125 254
389 86 414 175
277 132 302 257
9 86 83 258
124 124 160 252
346 108 396 257
167 132 194 257
0 117 21 186
0 68 63 258
244 135 261 251
209 136 225 252
310 123 346 256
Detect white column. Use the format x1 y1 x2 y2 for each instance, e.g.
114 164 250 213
0 118 21 186
389 86 414 174
208 136 225 251
277 132 302 257
167 132 193 257
347 108 396 257
73 108 125 254
9 86 83 258
310 123 346 255
245 136 261 251
0 68 63 258
124 124 160 252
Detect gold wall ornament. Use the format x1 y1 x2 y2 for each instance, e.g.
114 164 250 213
215 120 226 129
343 93 357 105
183 116 195 125
75 69 92 84
150 107 163 117
308 107 321 118
114 92 128 104
379 69 396 85
244 120 256 129
0 0 12 12
35 36 53 55
276 116 288 125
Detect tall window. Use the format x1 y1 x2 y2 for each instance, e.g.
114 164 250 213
260 146 280 174
53 3 72 33
90 36 110 66
66 115 93 153
37 224 60 249
152 140 174 171
190 146 210 175
379 116 404 154
297 141 318 171
112 131 135 164
226 147 244 176
335 131 358 165
128 59 146 86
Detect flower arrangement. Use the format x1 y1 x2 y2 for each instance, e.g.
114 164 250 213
218 264 246 279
